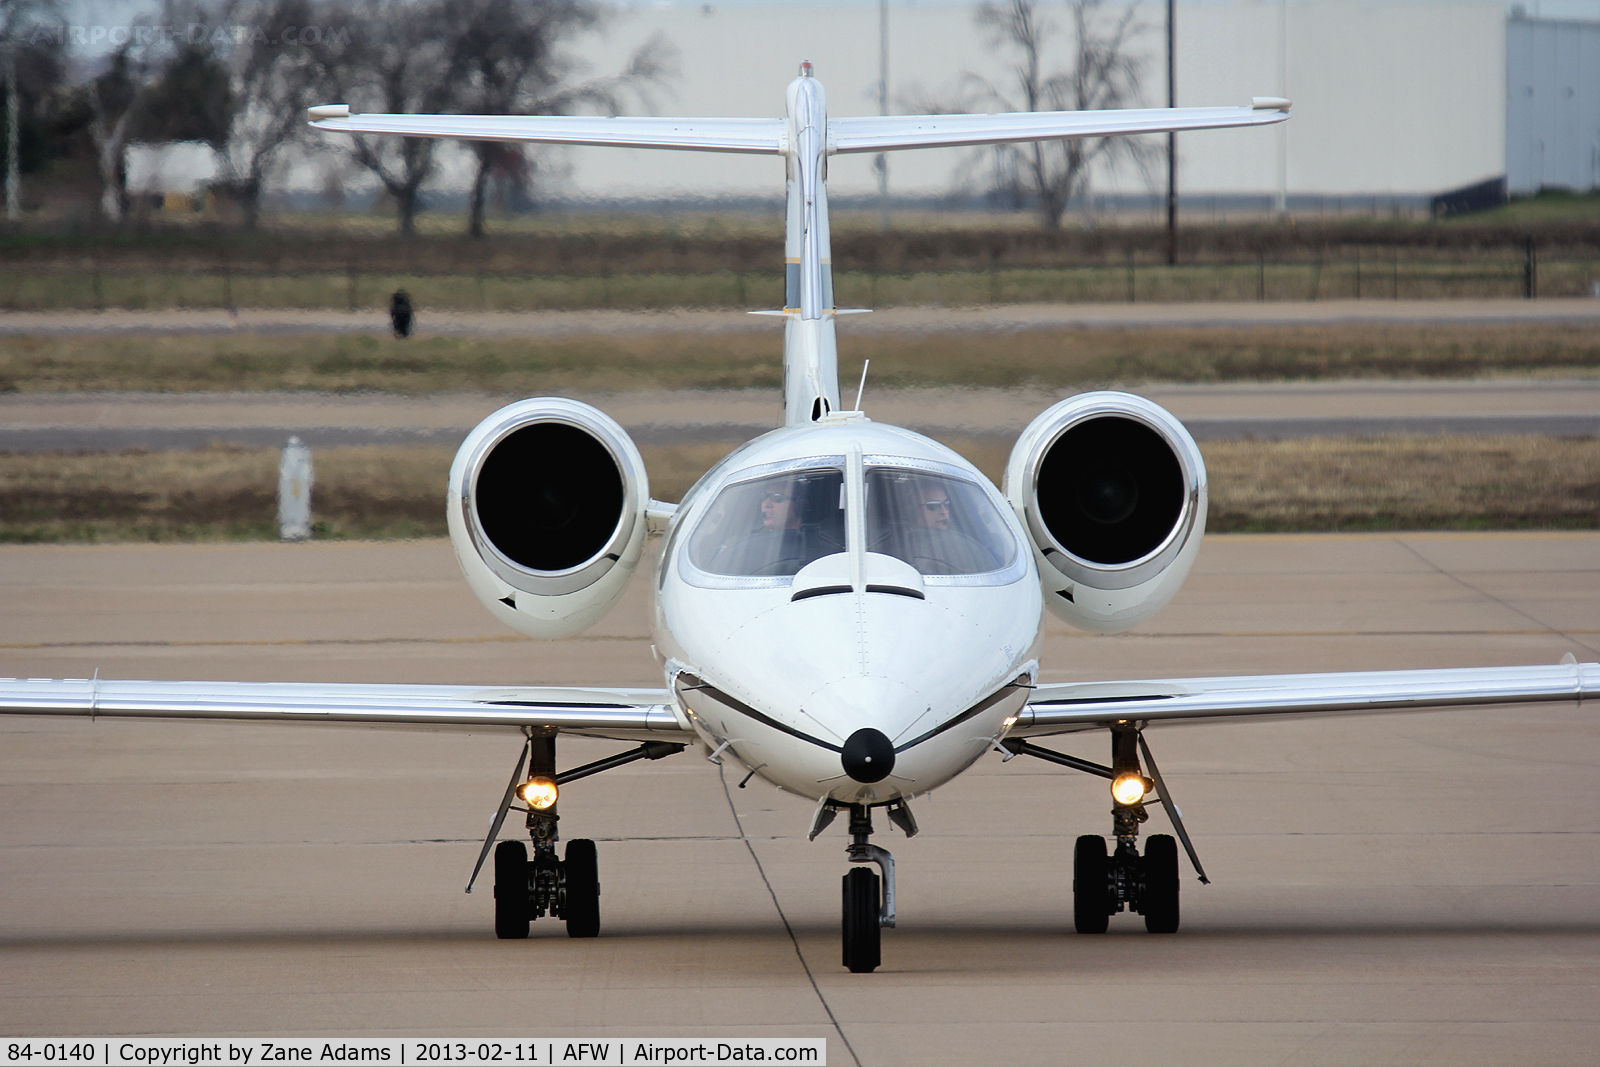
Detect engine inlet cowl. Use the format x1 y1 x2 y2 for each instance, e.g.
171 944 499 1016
449 398 649 639
1004 392 1207 633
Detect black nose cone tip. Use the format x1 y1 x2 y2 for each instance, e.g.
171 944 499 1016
841 728 895 783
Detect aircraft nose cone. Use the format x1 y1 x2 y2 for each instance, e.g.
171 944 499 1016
841 728 895 783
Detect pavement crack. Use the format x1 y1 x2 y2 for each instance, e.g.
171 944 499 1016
718 764 860 1067
1395 537 1599 657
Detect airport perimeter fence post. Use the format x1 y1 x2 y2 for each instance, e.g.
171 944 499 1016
1524 233 1537 299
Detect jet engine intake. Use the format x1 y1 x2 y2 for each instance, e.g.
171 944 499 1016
1004 392 1206 633
449 398 649 638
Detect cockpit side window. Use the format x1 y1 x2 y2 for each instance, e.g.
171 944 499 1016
865 466 1016 576
687 467 846 578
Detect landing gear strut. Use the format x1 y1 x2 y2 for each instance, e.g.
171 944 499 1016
467 731 684 940
838 803 903 973
487 732 601 939
1006 722 1207 934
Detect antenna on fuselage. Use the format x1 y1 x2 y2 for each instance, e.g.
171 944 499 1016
853 359 871 411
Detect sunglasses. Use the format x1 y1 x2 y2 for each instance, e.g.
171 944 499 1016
924 500 950 511
762 492 792 503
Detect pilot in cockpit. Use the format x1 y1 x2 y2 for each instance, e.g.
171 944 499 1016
887 474 998 575
758 483 802 533
709 476 804 575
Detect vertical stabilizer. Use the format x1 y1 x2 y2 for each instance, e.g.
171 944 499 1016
782 64 842 425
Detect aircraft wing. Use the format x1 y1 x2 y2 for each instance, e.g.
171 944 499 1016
0 677 689 743
829 103 1289 154
306 109 786 154
1014 661 1596 737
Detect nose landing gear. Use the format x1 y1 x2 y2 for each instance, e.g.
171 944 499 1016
832 802 909 973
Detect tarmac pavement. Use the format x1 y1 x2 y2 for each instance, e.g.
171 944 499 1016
1 533 1597 1063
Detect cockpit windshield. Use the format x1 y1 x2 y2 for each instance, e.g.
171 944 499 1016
687 466 846 577
865 466 1016 576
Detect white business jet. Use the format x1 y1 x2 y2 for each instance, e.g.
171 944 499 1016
3 66 1594 973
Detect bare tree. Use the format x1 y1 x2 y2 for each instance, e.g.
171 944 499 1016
208 0 336 229
450 0 671 238
78 0 226 222
319 0 671 237
0 0 68 217
318 0 462 236
958 0 1153 231
83 42 159 221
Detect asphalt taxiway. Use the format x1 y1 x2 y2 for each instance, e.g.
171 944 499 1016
4 379 1597 451
1 534 1596 1064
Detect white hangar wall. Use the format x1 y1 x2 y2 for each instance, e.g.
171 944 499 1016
563 0 1506 201
1507 14 1600 192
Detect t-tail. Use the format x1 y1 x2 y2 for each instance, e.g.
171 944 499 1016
307 66 1290 427
780 63 843 424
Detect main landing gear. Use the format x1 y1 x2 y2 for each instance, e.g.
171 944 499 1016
1005 722 1209 934
465 730 684 940
812 799 916 973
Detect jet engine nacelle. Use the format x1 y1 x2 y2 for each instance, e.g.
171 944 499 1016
448 398 649 639
1003 392 1207 633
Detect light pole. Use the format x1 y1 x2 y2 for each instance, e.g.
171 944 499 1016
6 47 18 221
1275 0 1288 217
1165 0 1175 265
877 0 889 231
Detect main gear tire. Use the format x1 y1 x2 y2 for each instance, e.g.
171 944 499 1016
493 839 530 940
1141 834 1180 934
1073 834 1111 934
563 838 601 939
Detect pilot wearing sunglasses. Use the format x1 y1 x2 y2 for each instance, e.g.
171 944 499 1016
759 487 802 531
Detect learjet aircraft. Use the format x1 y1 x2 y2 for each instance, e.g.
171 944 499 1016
3 66 1594 973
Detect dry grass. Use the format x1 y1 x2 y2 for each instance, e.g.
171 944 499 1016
2 323 1597 396
0 445 451 543
3 435 1595 543
1201 435 1600 531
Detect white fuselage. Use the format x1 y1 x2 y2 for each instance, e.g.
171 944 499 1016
653 416 1043 805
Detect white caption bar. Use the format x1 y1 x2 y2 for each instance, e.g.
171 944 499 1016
3 1042 825 1067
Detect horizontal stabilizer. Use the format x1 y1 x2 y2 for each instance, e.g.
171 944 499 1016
307 103 1285 156
307 111 785 154
828 105 1287 154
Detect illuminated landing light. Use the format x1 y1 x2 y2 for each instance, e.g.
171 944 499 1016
518 776 559 809
1111 771 1148 806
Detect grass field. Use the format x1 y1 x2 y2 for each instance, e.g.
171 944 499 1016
3 323 1598 395
3 435 1594 544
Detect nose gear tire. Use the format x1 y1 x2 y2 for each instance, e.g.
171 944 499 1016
842 866 882 972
